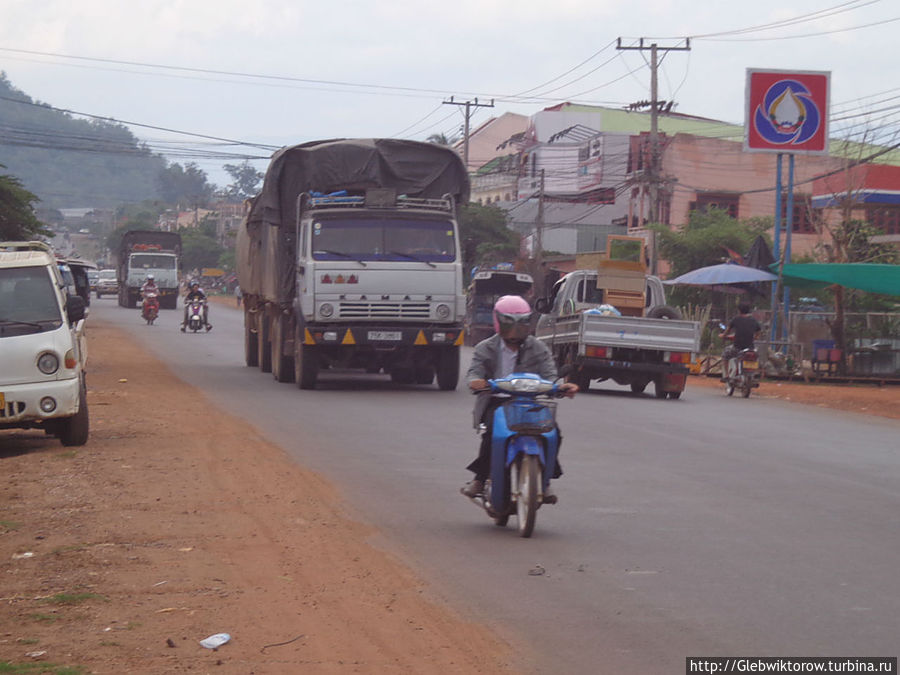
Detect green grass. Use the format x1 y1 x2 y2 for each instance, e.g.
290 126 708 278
28 614 58 624
0 663 87 674
0 520 21 530
39 593 106 606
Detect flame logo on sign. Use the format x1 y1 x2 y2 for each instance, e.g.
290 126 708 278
754 79 820 145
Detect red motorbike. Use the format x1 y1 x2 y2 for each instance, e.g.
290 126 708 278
141 290 160 325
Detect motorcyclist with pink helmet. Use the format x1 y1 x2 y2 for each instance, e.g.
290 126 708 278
462 295 578 501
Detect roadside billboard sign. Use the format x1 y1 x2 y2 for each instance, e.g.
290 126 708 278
745 69 830 155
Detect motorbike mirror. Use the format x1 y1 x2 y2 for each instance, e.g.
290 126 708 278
534 297 550 314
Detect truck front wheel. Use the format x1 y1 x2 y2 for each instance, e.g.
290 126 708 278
436 347 460 391
294 326 318 390
271 314 295 383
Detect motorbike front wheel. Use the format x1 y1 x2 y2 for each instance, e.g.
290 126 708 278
516 454 540 538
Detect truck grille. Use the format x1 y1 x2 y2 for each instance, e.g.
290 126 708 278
338 302 430 319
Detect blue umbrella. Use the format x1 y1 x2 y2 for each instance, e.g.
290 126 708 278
664 262 778 287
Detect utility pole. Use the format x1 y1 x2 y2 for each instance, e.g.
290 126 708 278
442 96 494 171
535 169 546 298
617 38 690 274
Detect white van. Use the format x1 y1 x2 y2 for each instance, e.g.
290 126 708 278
0 241 89 446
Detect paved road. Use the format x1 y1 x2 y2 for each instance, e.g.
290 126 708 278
90 298 900 674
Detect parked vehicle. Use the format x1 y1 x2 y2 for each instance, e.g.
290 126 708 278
237 138 469 390
0 241 89 446
461 373 566 538
116 231 181 309
95 269 119 298
185 298 208 332
141 290 160 325
465 266 533 345
534 237 700 399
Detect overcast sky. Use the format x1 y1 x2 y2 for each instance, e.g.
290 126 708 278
1 0 897 188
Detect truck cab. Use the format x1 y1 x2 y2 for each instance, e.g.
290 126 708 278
289 190 465 388
0 241 90 445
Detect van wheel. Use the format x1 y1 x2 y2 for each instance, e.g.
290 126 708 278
59 382 89 447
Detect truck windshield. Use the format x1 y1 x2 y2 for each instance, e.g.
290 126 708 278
0 267 63 331
131 254 177 270
311 217 456 263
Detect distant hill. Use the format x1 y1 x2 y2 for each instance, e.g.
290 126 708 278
0 73 167 210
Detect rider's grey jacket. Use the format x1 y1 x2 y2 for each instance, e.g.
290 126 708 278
467 334 558 427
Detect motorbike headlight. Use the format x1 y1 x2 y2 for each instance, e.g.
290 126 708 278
496 377 553 393
435 303 451 320
319 303 334 319
37 352 60 375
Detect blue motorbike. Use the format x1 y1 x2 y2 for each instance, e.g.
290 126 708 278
463 372 564 537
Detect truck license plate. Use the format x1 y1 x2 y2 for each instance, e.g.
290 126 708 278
368 331 402 341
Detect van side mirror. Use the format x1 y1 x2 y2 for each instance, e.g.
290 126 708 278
534 297 550 314
66 295 86 323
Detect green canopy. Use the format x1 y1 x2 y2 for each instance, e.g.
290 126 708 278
771 263 900 296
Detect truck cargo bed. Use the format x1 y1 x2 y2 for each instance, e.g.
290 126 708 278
542 313 701 354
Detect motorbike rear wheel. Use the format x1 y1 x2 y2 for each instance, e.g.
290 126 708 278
516 455 540 538
741 374 752 398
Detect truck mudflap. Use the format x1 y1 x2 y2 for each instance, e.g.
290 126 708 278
658 372 687 393
300 324 465 348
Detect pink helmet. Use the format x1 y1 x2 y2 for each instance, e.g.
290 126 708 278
493 295 532 343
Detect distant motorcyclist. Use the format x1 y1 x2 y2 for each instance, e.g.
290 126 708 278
719 302 761 379
461 295 578 501
181 280 211 332
141 274 158 296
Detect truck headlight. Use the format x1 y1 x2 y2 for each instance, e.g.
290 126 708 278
37 352 60 375
319 303 334 318
435 303 451 320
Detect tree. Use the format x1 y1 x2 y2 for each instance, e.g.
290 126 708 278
649 208 771 307
458 203 520 272
0 167 49 240
223 160 264 201
179 226 223 272
157 162 214 211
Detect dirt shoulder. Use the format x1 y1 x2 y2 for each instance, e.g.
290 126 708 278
688 373 900 420
1 321 514 674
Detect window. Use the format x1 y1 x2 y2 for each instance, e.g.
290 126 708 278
693 192 739 219
782 195 815 233
130 253 177 270
867 206 900 235
311 217 456 263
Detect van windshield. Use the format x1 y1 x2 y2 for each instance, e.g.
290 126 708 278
311 217 456 263
0 267 63 335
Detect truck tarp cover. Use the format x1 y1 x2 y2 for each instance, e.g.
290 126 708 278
239 138 470 302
